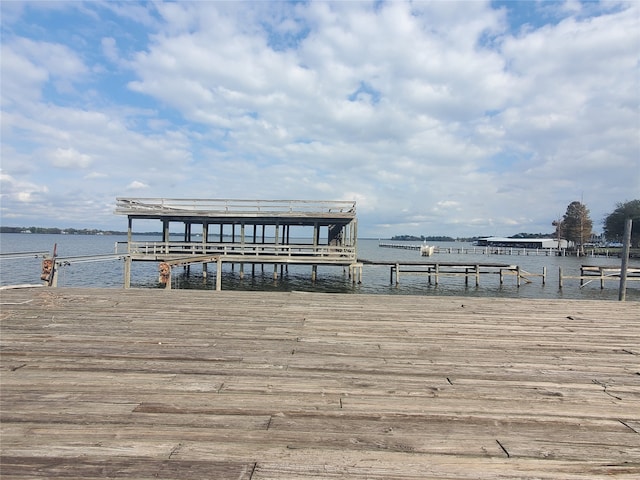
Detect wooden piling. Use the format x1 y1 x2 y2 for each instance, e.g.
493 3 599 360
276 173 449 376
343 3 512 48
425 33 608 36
216 256 222 291
559 267 563 289
123 256 131 289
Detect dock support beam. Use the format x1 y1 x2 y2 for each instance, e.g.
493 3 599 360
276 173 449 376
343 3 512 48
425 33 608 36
618 217 632 301
349 263 362 284
124 256 131 289
559 267 563 289
216 257 222 291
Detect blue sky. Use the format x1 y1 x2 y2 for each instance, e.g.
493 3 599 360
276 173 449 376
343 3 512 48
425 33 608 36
1 0 638 237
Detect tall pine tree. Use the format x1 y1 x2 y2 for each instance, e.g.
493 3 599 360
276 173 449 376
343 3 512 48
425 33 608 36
561 201 593 254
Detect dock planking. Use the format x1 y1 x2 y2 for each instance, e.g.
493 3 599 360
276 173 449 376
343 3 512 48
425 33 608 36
1 288 639 479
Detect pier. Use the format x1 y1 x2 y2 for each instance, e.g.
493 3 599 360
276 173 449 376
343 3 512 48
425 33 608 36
361 260 545 286
378 242 636 258
115 198 361 287
1 288 639 478
558 265 640 289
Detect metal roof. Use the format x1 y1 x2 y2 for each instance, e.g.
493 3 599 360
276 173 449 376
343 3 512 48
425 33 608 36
115 198 357 224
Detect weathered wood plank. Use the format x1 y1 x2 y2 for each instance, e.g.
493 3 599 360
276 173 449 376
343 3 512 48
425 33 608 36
1 288 639 479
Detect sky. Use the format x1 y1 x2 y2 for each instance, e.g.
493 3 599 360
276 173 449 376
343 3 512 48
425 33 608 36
1 0 638 238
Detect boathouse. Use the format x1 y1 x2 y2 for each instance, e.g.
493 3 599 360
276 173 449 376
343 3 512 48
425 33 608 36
476 237 568 249
115 198 360 288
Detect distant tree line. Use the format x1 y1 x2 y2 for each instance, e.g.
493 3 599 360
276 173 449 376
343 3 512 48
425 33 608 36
391 235 455 242
509 232 554 239
0 226 115 235
0 226 159 236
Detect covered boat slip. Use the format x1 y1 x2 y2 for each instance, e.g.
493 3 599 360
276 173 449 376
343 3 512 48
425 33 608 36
115 198 359 285
1 288 639 479
115 198 357 260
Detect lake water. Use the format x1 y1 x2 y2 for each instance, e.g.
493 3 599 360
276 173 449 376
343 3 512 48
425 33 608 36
1 233 638 301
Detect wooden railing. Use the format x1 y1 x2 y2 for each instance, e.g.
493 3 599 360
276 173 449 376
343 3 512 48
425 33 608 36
117 241 356 262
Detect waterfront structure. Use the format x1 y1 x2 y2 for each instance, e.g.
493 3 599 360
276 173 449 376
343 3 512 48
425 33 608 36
115 198 360 288
475 237 568 249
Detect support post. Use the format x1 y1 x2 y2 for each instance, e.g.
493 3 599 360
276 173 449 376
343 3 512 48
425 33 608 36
618 217 633 301
203 223 209 278
163 220 170 253
252 225 257 276
216 256 222 291
542 266 546 285
127 217 132 253
124 256 131 288
475 265 480 286
50 264 58 287
350 264 362 284
558 267 563 289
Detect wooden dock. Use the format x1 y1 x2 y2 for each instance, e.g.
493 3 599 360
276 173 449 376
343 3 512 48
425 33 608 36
1 288 639 479
360 260 542 286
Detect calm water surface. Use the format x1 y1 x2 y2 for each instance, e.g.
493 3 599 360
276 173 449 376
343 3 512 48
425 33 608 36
1 233 638 301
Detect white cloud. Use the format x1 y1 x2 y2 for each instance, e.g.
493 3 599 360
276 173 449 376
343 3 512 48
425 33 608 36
127 180 149 190
0 171 49 204
51 147 92 169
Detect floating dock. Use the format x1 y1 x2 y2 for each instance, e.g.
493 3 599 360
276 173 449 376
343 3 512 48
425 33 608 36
1 288 639 479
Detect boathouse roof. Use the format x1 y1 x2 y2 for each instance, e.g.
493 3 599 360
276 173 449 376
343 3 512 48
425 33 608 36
115 197 356 224
477 237 561 248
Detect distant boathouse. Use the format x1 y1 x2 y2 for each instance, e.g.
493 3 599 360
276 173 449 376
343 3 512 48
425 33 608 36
115 198 361 288
475 237 569 250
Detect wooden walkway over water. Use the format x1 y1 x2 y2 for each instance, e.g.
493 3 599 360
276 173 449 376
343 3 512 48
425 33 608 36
1 288 639 479
360 260 536 286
